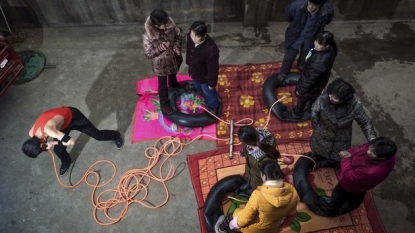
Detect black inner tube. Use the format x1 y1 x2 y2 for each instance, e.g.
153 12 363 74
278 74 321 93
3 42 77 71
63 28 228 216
162 81 222 128
262 73 311 122
203 175 249 233
293 152 365 217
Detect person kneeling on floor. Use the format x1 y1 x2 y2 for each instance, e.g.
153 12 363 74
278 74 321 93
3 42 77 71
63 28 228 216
215 160 299 233
22 106 123 176
319 137 397 216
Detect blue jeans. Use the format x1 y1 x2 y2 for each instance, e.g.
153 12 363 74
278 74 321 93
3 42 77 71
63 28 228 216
193 82 220 108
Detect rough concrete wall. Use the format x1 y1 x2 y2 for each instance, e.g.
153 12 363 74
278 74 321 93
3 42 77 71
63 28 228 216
1 0 415 28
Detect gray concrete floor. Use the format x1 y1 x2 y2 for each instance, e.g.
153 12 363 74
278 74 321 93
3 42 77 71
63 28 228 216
1 21 415 233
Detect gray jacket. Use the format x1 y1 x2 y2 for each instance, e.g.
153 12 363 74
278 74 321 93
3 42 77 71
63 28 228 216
310 93 377 161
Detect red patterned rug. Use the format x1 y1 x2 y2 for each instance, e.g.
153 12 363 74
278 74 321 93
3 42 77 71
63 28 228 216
187 144 386 233
215 62 312 147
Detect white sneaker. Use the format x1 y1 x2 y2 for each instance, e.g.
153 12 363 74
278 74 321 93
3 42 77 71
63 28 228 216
214 215 226 233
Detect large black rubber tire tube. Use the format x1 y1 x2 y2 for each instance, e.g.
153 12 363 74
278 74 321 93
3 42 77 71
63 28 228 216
162 81 222 128
203 175 250 233
262 72 311 122
293 152 365 217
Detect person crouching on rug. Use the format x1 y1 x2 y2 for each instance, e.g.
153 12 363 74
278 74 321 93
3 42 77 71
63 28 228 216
283 31 338 119
319 137 397 216
238 125 281 190
22 107 123 176
310 78 377 169
186 20 221 115
215 160 299 233
143 9 183 115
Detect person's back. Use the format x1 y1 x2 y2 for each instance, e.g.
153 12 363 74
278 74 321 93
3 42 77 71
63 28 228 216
235 182 298 233
216 160 299 233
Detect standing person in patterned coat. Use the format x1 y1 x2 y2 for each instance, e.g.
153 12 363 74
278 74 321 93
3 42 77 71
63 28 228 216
143 9 183 115
238 125 281 189
310 78 377 167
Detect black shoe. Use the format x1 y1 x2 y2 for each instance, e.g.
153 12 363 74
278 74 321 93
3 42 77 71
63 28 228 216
115 132 124 149
59 163 71 176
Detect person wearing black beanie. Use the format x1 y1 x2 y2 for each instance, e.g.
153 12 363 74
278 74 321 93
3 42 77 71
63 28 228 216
276 0 334 82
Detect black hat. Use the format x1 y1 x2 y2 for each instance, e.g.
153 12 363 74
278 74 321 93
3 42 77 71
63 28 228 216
309 0 327 5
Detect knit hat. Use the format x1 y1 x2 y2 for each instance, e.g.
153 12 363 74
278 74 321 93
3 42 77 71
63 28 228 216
309 0 327 5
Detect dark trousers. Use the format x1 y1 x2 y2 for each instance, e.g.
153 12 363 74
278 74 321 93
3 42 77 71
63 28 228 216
53 107 120 164
280 44 311 75
322 184 366 216
293 95 317 115
158 74 179 105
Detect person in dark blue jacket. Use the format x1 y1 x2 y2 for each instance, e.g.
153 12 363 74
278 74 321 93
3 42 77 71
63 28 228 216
277 0 334 82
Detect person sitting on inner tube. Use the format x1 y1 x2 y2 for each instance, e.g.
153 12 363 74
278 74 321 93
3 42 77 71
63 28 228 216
310 78 377 169
319 137 397 216
283 31 338 119
215 160 299 233
186 20 221 115
238 126 281 190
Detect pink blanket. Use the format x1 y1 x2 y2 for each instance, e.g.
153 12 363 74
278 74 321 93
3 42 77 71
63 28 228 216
132 74 217 143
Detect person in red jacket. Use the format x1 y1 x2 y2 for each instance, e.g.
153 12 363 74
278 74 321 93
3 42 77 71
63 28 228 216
22 107 123 176
186 20 220 115
319 137 397 216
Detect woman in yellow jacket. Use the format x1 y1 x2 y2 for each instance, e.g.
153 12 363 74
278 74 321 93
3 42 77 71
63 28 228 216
215 160 299 233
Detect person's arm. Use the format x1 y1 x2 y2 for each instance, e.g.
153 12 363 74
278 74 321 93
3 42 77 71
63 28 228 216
28 124 35 137
338 157 366 187
43 126 76 146
142 32 165 60
235 190 260 227
206 44 220 89
311 95 323 127
354 100 377 141
285 0 299 22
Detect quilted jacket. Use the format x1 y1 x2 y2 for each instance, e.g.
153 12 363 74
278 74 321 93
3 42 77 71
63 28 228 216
310 93 377 161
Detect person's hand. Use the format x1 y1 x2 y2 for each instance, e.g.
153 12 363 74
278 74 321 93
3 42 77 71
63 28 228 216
208 86 214 91
158 42 170 51
46 141 57 150
339 151 351 158
63 138 76 146
229 216 240 230
173 46 180 55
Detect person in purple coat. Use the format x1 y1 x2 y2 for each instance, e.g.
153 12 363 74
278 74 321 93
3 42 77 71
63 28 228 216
319 137 397 216
186 20 221 114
